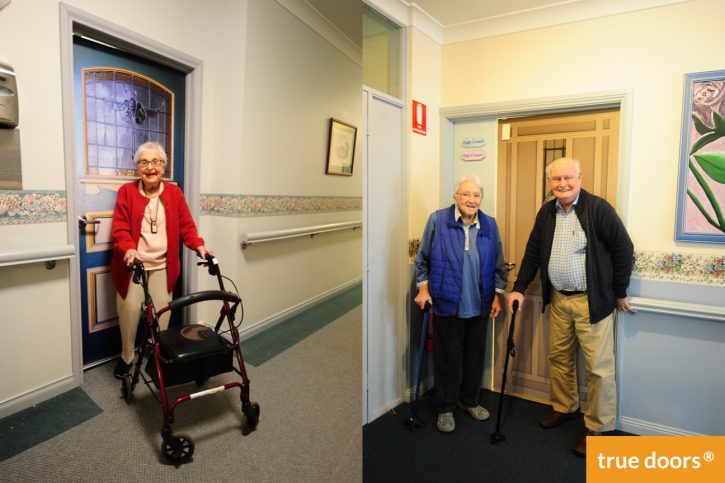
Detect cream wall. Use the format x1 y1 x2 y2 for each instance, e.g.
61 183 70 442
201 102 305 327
0 0 361 415
197 0 362 332
440 0 725 255
408 27 441 238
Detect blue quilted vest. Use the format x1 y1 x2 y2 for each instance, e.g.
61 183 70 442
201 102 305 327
428 206 498 317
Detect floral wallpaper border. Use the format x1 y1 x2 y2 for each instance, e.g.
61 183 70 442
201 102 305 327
408 239 725 286
200 193 362 217
3 190 720 286
633 250 724 285
0 190 67 224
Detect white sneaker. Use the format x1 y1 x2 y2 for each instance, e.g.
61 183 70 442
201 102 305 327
437 412 455 432
459 404 490 421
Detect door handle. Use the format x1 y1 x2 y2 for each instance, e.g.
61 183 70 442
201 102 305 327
505 261 516 272
78 215 101 232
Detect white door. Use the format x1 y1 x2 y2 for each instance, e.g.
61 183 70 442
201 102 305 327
363 88 405 423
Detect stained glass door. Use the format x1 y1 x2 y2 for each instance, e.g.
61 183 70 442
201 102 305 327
73 36 187 366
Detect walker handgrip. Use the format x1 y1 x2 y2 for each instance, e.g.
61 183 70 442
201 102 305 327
204 253 219 277
132 259 144 285
167 290 240 311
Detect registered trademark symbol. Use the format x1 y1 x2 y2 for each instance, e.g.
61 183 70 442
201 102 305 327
703 451 715 463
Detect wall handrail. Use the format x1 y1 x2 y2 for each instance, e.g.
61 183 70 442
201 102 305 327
240 220 362 249
0 245 76 268
630 296 725 322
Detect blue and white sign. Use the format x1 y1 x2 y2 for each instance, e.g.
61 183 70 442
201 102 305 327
461 137 486 148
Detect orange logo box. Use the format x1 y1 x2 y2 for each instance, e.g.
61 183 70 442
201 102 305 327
587 436 725 483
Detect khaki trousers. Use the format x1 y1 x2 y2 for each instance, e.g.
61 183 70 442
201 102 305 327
548 290 616 432
116 269 171 364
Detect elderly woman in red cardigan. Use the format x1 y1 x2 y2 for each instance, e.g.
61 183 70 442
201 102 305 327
110 141 211 378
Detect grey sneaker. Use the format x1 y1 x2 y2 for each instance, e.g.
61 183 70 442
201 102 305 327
436 412 455 433
459 404 490 421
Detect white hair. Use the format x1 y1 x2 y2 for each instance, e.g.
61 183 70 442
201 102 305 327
134 141 168 164
453 174 483 197
545 157 580 177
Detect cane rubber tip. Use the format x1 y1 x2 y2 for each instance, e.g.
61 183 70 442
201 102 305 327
490 432 506 445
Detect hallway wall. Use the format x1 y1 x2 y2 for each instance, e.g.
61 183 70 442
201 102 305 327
0 0 361 417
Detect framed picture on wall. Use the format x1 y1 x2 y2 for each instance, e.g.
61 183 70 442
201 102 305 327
675 70 725 243
325 118 357 176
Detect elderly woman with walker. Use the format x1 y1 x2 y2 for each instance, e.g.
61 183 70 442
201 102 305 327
110 141 212 378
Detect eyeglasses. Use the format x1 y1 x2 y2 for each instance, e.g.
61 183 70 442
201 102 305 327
549 175 579 183
137 159 164 167
456 192 482 200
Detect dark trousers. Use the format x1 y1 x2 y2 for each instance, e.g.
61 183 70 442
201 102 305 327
432 315 486 413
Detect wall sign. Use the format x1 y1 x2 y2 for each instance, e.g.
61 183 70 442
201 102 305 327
461 137 485 148
461 150 486 161
412 100 426 135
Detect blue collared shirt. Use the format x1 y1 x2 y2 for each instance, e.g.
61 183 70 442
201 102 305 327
548 194 587 292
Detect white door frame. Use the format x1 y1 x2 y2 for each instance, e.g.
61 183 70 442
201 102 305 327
439 89 633 225
362 85 408 424
59 2 203 384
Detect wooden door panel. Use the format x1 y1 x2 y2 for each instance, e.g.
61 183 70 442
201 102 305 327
495 108 620 405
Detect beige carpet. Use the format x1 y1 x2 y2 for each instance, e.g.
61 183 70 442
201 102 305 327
0 306 362 482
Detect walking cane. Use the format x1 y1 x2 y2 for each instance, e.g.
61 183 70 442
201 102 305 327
406 303 431 430
490 299 519 444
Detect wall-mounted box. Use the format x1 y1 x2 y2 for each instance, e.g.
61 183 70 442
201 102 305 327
0 62 19 128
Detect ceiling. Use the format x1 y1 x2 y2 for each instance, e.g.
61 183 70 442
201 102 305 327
309 0 695 47
410 0 693 28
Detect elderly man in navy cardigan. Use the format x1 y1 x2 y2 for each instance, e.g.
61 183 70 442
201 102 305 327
506 157 634 457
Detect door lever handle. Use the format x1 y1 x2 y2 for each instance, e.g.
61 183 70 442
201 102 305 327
78 215 101 231
505 262 516 272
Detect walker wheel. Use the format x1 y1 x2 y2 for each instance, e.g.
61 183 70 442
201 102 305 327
161 433 194 462
121 374 134 403
243 401 260 430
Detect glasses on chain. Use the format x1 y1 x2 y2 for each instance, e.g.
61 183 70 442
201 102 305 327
137 159 164 167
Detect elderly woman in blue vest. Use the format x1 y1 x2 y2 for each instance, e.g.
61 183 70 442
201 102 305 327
414 174 507 433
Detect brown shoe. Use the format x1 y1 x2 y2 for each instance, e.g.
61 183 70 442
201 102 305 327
538 409 579 428
573 429 602 457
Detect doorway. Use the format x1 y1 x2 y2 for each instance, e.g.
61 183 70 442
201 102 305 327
73 36 188 367
60 4 203 380
493 107 621 404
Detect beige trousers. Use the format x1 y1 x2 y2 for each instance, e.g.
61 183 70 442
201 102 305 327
548 290 617 432
116 269 171 364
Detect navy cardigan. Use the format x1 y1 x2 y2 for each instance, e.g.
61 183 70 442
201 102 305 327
512 189 634 323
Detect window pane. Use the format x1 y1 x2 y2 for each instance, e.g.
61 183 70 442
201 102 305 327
363 4 402 99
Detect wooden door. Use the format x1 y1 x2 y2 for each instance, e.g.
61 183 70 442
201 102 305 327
493 108 620 404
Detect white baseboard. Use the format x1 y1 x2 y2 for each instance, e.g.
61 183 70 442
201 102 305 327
368 396 405 423
619 416 703 436
238 277 361 341
402 376 433 403
0 376 78 420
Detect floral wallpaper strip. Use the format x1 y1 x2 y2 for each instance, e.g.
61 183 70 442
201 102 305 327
0 191 67 224
200 194 362 217
408 238 725 286
633 251 724 285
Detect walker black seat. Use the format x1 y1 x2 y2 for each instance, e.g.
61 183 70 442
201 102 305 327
159 324 230 362
146 325 234 388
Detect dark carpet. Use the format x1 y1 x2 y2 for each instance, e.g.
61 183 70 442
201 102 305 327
363 389 631 483
0 387 102 462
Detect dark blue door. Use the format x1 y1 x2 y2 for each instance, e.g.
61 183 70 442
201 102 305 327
73 36 187 366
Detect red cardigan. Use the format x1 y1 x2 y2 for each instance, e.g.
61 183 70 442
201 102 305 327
111 181 205 299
